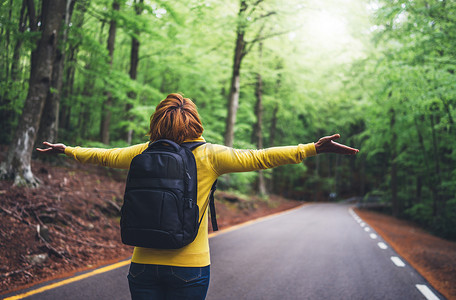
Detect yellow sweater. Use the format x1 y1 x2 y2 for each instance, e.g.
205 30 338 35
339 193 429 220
65 137 317 267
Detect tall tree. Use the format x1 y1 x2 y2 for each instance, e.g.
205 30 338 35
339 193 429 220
389 107 399 217
0 0 67 186
252 41 266 195
59 1 88 132
224 0 248 147
36 0 76 144
125 0 144 145
224 0 286 147
99 0 120 145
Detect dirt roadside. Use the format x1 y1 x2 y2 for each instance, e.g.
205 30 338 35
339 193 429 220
355 208 456 300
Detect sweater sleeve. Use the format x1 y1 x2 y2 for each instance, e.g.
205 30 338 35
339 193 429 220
64 142 149 169
209 143 317 176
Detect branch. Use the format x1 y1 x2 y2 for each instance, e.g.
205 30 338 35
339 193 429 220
86 7 108 23
251 11 276 23
243 25 299 58
0 205 33 227
0 266 33 278
246 25 300 46
37 231 65 258
251 0 265 7
246 0 263 18
243 23 265 58
246 0 266 16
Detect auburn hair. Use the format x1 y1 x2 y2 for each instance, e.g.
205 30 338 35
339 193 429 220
148 93 204 144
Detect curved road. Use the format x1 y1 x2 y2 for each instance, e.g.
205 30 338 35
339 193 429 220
3 203 443 300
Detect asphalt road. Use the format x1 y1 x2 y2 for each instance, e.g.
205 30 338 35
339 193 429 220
4 203 443 300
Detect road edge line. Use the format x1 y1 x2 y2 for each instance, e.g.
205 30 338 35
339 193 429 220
349 207 444 300
3 259 131 300
5 203 308 299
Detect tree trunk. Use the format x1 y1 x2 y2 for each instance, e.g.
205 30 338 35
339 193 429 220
10 0 27 83
125 0 143 145
252 42 266 196
254 85 266 195
0 0 67 187
2 0 13 80
413 115 441 215
390 108 399 217
59 1 86 132
224 0 247 147
359 155 366 196
268 102 278 194
416 175 422 204
269 104 278 147
78 97 91 138
59 43 77 131
334 154 341 197
313 155 320 202
36 0 75 144
2 0 13 81
77 18 103 140
254 72 266 196
100 0 119 145
429 114 442 217
61 0 88 132
26 0 38 67
441 98 454 133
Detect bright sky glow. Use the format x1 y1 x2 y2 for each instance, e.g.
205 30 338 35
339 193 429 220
288 4 367 63
306 11 350 49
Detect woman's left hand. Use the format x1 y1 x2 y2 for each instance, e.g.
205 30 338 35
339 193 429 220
315 134 359 155
36 142 67 154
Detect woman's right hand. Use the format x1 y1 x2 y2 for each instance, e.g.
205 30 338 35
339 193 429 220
315 134 359 155
36 142 67 154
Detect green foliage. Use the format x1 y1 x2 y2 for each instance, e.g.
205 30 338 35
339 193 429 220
406 199 456 240
349 0 456 239
1 0 455 239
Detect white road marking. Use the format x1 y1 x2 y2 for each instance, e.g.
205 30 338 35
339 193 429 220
416 284 440 300
349 207 438 299
391 256 406 267
377 242 388 249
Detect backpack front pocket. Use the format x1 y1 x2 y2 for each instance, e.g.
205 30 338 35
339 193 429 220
123 189 181 231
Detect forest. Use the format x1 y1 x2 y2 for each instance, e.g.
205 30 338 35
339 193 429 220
0 0 455 239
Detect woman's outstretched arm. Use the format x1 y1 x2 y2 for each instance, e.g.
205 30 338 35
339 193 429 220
36 142 149 169
209 134 358 176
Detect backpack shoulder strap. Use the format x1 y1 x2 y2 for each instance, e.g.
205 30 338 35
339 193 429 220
182 142 218 231
144 139 181 153
208 180 218 231
181 141 205 151
198 180 218 231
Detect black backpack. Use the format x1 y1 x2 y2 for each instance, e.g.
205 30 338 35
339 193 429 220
120 139 218 249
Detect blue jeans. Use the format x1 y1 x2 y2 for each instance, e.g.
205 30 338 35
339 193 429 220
127 263 210 300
